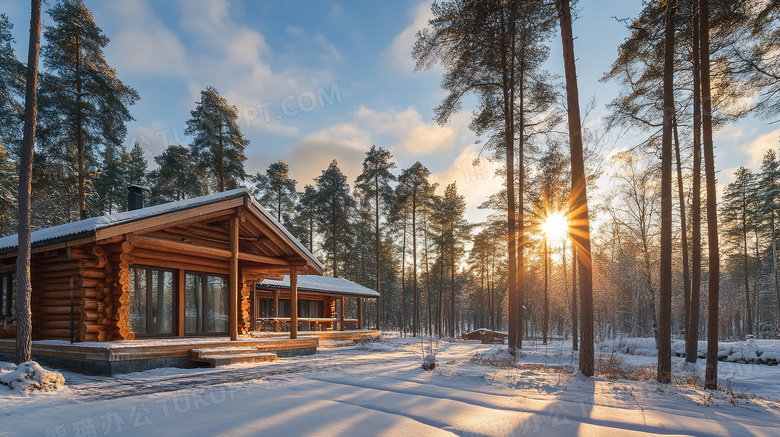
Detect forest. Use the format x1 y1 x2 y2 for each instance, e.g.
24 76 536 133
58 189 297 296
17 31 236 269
3 0 780 388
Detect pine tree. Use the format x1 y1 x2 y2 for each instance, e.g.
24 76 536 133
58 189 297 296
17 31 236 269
314 160 355 279
397 162 435 337
92 142 127 214
557 0 595 377
0 142 16 236
253 161 297 224
185 86 248 192
415 0 558 351
354 145 396 328
148 145 204 203
436 183 468 337
701 0 721 389
16 0 42 364
721 167 759 336
291 185 318 253
658 0 677 384
760 150 780 333
126 140 148 186
0 14 25 150
40 0 138 220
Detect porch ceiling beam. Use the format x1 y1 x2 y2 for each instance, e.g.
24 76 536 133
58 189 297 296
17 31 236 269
133 235 291 266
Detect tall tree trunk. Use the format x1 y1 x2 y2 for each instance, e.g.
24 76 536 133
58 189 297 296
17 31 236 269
773 198 780 334
424 221 432 336
504 6 520 353
687 0 703 363
543 236 548 344
218 125 225 192
375 173 381 330
16 0 42 364
450 231 456 338
701 0 720 390
658 0 676 384
76 34 87 221
557 0 594 376
412 195 418 337
439 244 444 336
571 242 578 351
754 228 760 335
332 200 338 278
674 117 691 335
401 208 407 336
743 206 753 334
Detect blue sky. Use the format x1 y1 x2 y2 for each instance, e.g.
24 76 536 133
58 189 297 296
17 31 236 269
0 0 777 223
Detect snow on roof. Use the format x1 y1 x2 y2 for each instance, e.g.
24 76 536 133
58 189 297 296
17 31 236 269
258 275 379 298
0 189 324 271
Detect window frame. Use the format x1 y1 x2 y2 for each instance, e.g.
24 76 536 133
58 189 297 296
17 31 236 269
183 271 229 336
128 265 177 337
0 272 14 322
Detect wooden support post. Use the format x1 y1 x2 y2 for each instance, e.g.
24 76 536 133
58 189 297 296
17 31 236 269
340 296 346 331
229 216 239 341
290 266 298 339
273 290 279 318
251 289 257 332
357 297 363 330
177 269 185 336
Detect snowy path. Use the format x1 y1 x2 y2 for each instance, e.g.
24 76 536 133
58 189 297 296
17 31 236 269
2 338 779 436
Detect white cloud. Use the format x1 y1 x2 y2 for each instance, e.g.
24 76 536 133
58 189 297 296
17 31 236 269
741 129 780 167
355 105 466 156
284 124 372 186
429 143 497 224
382 1 434 74
102 0 188 76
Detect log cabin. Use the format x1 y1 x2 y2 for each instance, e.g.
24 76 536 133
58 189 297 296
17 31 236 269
0 189 380 373
0 187 325 343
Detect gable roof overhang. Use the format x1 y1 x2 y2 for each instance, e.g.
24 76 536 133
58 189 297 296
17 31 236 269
257 275 379 299
0 189 324 274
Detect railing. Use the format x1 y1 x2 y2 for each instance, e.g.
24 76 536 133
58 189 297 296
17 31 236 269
256 317 360 332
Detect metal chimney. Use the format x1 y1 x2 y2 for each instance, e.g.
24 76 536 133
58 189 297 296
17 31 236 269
127 185 147 211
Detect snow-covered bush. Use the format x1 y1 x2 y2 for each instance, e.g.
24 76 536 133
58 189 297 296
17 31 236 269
0 361 66 392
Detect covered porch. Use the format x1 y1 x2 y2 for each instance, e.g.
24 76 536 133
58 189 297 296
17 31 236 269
253 275 380 337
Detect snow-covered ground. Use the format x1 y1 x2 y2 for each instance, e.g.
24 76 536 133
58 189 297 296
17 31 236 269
1 335 779 436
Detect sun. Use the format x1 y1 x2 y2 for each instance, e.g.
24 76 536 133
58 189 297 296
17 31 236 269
541 212 569 242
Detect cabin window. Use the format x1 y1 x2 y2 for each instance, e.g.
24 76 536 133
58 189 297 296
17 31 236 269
298 300 322 318
184 272 228 334
256 298 321 318
0 273 14 322
129 266 175 336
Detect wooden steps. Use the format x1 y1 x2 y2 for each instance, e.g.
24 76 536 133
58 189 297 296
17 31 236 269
318 340 357 349
189 346 277 367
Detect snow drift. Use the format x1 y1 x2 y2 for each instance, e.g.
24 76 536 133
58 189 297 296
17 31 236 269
0 361 66 392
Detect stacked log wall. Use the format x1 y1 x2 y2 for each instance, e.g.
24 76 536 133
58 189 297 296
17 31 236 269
29 249 83 340
103 239 134 340
67 245 111 342
240 279 254 334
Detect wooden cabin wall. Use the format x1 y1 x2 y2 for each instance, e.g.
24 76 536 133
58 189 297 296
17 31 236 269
101 239 134 341
323 297 336 319
240 279 254 334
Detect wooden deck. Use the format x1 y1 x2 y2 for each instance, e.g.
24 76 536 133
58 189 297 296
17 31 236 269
0 335 319 375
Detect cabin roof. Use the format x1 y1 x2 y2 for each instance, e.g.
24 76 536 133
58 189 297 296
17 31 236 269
258 275 380 298
0 189 324 272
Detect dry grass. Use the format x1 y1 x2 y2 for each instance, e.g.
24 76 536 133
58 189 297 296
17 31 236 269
595 354 656 381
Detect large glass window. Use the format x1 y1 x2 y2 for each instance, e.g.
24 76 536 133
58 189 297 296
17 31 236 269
129 266 174 336
185 273 228 334
0 273 14 322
